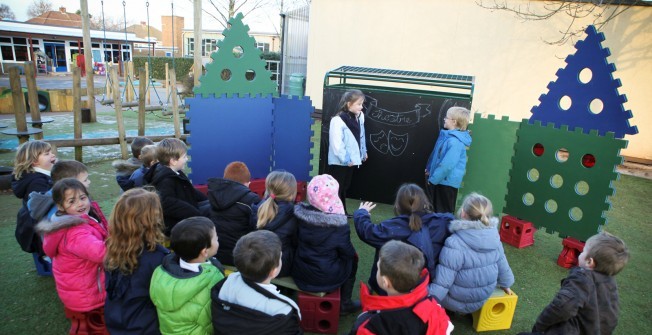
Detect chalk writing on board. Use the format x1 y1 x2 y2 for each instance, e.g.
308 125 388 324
370 130 409 156
366 96 432 126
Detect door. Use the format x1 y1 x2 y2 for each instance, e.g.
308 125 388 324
44 43 67 72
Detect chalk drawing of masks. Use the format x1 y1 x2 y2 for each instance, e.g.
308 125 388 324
370 130 408 156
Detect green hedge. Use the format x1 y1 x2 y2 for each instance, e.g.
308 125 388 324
132 57 194 80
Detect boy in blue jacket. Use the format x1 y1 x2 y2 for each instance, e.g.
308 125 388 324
425 106 472 213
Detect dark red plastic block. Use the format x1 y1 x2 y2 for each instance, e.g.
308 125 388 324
557 237 586 268
500 215 536 248
298 288 340 334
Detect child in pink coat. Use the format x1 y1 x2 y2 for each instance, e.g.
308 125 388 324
36 178 109 335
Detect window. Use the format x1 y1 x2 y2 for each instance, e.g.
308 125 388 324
1 45 14 60
186 38 194 56
256 42 270 53
15 45 28 61
203 39 217 56
14 37 27 45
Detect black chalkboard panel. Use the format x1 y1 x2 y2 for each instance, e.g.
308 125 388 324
319 87 471 204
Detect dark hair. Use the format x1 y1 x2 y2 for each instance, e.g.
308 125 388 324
394 184 432 231
52 178 89 212
585 231 629 276
234 230 281 283
378 240 425 293
51 160 89 183
336 89 365 115
170 217 215 262
131 137 154 158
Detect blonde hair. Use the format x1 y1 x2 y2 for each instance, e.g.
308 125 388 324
393 184 432 232
459 192 493 226
140 144 158 167
104 188 165 275
156 138 187 166
585 231 629 276
13 140 52 180
256 171 297 229
446 106 471 130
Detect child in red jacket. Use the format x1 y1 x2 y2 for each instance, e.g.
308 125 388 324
350 241 453 335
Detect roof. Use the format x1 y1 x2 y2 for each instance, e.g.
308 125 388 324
26 9 81 28
127 23 163 41
0 20 150 43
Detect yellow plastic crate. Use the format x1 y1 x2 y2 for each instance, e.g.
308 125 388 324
472 289 518 332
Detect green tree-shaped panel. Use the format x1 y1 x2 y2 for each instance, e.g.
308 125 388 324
194 13 277 97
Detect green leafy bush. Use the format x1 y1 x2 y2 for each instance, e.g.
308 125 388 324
132 57 194 80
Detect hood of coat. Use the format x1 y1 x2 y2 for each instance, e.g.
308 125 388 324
207 178 252 209
440 129 472 147
112 157 142 176
12 172 51 200
449 217 501 252
28 190 54 221
254 200 295 230
154 253 220 310
35 214 88 258
294 202 348 227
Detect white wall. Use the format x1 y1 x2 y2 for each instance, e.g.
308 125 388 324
306 0 652 160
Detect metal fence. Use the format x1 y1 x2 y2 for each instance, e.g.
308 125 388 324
280 6 310 95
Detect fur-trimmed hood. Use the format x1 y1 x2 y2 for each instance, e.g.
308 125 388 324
112 157 142 176
294 202 348 227
448 217 501 253
35 214 87 235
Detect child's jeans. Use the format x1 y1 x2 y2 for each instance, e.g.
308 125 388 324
64 306 109 335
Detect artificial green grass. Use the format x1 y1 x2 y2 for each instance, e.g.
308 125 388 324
0 113 650 334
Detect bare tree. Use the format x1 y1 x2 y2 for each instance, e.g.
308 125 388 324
189 0 271 29
477 0 651 45
89 15 128 32
27 0 53 18
0 4 17 20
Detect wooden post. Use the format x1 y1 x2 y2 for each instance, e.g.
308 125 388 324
170 68 180 139
72 67 83 161
126 61 134 103
80 0 96 122
24 62 43 140
105 62 112 99
165 62 170 98
194 0 202 87
110 65 129 159
9 67 29 144
145 61 151 104
138 67 146 136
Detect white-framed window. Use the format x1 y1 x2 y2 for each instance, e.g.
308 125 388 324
256 42 270 53
186 37 194 56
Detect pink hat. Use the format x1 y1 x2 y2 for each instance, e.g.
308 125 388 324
307 174 345 215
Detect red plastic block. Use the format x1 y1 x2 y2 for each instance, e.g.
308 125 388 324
499 215 536 248
557 237 585 268
194 184 208 195
296 181 307 203
298 288 340 334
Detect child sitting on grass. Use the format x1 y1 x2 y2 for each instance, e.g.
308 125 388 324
144 138 209 236
350 240 453 335
128 144 157 188
212 230 301 334
113 137 154 191
522 232 629 335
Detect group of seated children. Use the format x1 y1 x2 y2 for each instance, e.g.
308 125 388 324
12 138 631 335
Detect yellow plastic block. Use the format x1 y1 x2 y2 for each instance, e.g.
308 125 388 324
472 289 518 332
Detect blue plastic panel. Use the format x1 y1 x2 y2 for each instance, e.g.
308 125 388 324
272 95 314 182
187 94 274 184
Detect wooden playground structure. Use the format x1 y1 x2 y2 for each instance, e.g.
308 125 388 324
2 62 184 162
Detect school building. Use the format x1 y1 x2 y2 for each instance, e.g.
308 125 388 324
305 0 652 161
181 28 280 65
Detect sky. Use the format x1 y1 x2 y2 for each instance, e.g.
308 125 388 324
3 0 285 33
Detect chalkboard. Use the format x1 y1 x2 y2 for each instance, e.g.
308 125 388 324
319 87 471 204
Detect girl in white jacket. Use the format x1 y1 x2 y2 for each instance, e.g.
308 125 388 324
328 89 368 216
